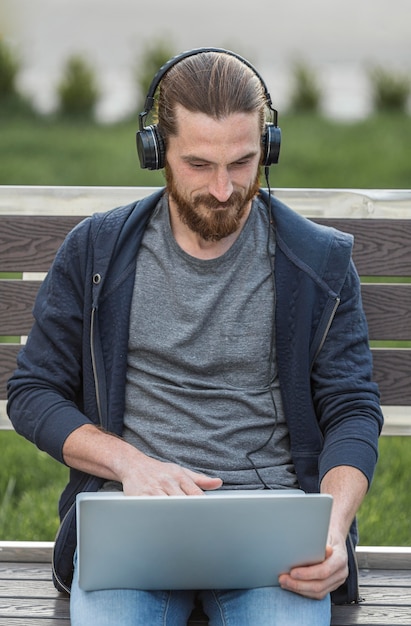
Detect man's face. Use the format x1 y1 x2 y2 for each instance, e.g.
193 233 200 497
165 105 262 242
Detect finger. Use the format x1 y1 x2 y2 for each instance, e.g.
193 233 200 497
184 471 223 490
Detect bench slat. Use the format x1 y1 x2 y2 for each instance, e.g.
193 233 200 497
2 345 409 405
331 606 411 626
2 281 409 341
0 597 69 619
0 616 70 626
2 215 411 276
0 216 83 273
1 561 410 626
2 579 410 604
361 284 411 341
0 281 41 335
312 218 411 276
372 349 411 405
0 580 59 598
0 563 51 581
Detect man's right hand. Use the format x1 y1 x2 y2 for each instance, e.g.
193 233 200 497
122 455 222 496
63 423 222 496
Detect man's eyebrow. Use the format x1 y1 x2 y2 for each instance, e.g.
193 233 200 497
181 151 259 164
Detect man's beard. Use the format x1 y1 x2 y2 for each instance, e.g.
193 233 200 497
165 165 260 242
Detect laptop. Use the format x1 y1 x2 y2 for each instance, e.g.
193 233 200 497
76 490 332 591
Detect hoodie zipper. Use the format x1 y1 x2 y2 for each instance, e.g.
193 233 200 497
90 305 103 425
311 296 341 368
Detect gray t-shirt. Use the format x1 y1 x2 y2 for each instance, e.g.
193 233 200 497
122 195 298 490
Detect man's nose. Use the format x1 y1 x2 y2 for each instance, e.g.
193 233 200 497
208 169 233 203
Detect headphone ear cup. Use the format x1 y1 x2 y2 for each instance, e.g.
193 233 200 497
262 124 281 166
136 125 166 170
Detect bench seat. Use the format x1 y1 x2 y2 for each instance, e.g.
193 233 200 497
1 544 410 625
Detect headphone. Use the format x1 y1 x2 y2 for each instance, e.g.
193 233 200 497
136 47 281 170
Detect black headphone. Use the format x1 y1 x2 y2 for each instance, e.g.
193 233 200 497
136 47 281 170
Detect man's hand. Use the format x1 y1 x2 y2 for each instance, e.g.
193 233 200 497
279 465 368 599
121 454 223 496
278 531 348 600
63 423 222 496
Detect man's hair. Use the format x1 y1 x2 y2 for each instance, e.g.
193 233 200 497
157 51 267 143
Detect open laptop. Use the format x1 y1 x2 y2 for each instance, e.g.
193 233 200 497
76 490 332 592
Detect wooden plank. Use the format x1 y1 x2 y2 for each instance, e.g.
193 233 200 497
0 563 51 581
372 349 411 405
0 580 59 598
0 281 41 335
331 605 411 625
1 346 410 408
313 219 411 276
1 193 410 274
357 546 411 570
1 187 410 219
0 607 410 626
0 543 53 564
2 216 411 276
358 586 411 604
358 570 411 585
2 349 411 406
361 284 411 341
1 281 409 342
0 617 70 626
0 597 69 619
0 345 20 401
0 185 152 216
0 559 410 626
0 216 83 273
0 587 409 626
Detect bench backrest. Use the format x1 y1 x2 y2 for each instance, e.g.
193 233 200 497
1 186 410 434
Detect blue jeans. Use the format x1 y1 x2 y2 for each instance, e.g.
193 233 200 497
71 553 331 626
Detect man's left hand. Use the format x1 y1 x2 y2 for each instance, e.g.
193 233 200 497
278 532 349 600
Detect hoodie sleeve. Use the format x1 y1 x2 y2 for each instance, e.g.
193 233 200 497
311 260 384 487
7 216 96 463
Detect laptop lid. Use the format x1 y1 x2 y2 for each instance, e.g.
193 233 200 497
76 490 332 591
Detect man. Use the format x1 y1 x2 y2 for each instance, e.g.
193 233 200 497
7 48 383 626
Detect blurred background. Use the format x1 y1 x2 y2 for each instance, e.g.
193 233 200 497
1 0 410 121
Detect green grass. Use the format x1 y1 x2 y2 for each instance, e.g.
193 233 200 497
271 113 411 188
0 430 68 540
1 110 410 189
0 114 165 187
1 430 409 545
1 108 410 543
357 437 411 546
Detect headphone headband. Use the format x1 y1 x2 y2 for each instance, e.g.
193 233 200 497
136 46 281 169
139 47 275 129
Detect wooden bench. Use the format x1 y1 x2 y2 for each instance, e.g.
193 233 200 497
1 186 410 625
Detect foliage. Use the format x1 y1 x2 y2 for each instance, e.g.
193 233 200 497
368 65 411 113
57 54 100 118
135 38 176 114
0 37 19 99
357 437 411 546
1 430 410 545
0 114 165 187
288 60 322 114
1 112 410 189
267 112 411 189
0 431 68 540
